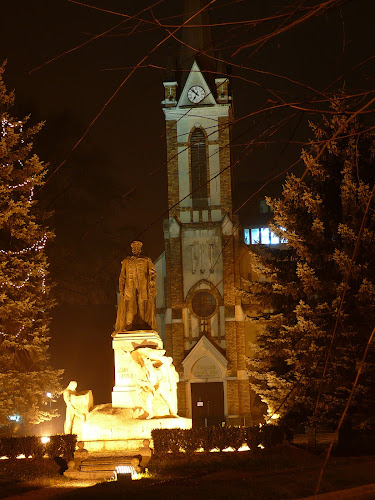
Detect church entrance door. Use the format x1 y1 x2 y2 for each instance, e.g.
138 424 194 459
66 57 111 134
191 382 225 427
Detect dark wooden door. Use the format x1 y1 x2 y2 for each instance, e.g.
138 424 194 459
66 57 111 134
191 382 225 427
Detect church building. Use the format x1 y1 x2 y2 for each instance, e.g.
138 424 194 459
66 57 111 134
154 0 256 426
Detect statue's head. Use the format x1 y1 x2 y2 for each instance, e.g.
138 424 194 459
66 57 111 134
131 240 143 256
68 381 77 391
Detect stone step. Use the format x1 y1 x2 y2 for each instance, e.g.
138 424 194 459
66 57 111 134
64 469 116 481
88 450 143 458
79 455 140 472
82 456 137 463
64 441 152 481
80 463 124 472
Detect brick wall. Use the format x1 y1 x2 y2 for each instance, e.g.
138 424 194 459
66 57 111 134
177 380 187 417
218 116 232 214
165 120 179 216
171 323 185 367
222 234 235 305
238 380 251 415
227 379 239 415
236 321 247 371
225 321 237 374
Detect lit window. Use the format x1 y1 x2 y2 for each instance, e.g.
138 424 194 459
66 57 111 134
270 232 279 244
8 414 21 422
244 227 287 245
280 227 287 243
251 228 260 244
261 228 270 244
244 228 250 245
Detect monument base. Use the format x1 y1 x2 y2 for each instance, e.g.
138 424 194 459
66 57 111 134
80 403 192 452
112 330 164 408
112 330 163 350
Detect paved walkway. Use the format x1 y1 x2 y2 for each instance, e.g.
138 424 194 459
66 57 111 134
5 486 78 499
300 482 375 499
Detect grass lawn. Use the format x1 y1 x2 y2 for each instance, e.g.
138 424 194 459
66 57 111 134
2 445 375 499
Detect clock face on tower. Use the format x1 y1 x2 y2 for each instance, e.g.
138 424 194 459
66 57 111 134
187 85 206 103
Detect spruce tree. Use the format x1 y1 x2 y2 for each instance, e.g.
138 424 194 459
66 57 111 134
244 100 375 430
0 65 62 428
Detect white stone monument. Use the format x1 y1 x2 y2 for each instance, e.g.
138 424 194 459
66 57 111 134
64 241 191 452
112 330 163 409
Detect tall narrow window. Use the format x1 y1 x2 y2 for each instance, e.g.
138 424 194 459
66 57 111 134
190 128 208 207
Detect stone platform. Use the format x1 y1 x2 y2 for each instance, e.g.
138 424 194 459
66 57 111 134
64 438 152 481
64 454 141 481
80 403 191 452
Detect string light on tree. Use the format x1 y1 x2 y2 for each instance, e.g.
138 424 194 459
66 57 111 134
0 64 62 427
1 117 23 137
28 187 34 203
0 233 48 255
0 268 47 292
8 177 31 190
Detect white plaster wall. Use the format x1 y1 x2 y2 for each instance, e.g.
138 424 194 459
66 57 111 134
154 252 165 309
210 313 219 338
191 313 199 338
164 106 230 124
181 228 224 300
176 113 220 143
209 144 221 206
177 146 191 207
164 102 230 210
177 114 221 209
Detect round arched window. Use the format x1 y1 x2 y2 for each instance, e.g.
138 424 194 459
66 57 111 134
191 290 217 318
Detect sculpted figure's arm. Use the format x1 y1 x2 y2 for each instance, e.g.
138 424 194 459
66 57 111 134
148 259 157 297
63 387 86 421
119 260 126 295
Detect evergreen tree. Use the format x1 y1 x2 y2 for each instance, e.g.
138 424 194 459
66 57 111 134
244 100 375 430
0 65 62 428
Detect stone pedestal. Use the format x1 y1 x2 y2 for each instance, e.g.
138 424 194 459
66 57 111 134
112 330 163 408
67 329 192 453
79 404 191 452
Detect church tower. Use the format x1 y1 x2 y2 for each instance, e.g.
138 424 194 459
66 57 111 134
155 0 251 425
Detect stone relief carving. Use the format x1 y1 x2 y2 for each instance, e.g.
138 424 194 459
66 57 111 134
130 348 179 419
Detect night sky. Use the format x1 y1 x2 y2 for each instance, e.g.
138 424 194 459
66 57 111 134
2 0 374 430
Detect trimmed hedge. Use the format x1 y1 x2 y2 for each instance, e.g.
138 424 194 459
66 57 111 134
151 424 287 455
0 434 77 460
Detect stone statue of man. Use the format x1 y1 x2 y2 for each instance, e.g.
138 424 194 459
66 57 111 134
113 241 157 334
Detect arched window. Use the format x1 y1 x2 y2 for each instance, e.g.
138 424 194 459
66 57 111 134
190 128 208 207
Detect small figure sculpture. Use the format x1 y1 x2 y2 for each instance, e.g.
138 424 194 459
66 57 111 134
156 355 179 416
113 241 157 335
130 348 179 419
131 350 158 419
63 381 93 434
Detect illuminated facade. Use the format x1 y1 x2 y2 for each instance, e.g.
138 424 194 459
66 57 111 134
154 1 253 425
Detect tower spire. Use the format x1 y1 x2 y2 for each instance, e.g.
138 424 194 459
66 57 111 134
178 0 216 87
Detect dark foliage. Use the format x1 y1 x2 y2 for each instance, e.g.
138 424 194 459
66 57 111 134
0 434 77 460
151 424 287 455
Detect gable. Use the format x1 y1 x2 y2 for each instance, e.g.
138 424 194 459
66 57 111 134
182 335 228 380
178 61 216 107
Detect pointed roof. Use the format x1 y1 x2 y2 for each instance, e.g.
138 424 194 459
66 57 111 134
177 60 216 107
182 335 228 379
178 0 216 89
165 44 177 82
